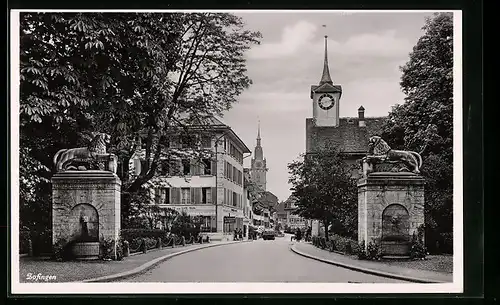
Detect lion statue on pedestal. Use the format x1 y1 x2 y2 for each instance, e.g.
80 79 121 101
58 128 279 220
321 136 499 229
365 136 423 174
53 132 115 172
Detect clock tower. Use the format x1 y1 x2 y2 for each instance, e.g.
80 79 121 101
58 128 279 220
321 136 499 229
250 121 268 191
310 35 342 127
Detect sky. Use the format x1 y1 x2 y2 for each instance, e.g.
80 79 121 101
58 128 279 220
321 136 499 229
219 11 435 202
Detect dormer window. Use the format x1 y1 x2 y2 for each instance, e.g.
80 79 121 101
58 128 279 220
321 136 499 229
347 118 354 124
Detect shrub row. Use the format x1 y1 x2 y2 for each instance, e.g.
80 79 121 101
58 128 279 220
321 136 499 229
312 235 427 260
120 229 171 242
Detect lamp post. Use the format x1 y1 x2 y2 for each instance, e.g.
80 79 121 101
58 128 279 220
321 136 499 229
213 132 228 233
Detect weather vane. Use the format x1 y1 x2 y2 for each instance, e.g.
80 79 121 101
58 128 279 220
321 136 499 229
322 24 328 38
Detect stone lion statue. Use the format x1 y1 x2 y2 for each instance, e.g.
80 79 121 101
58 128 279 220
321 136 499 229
365 136 423 174
53 132 113 172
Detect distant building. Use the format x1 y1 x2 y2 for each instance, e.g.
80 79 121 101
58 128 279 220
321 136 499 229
129 116 251 240
274 196 308 231
250 121 268 190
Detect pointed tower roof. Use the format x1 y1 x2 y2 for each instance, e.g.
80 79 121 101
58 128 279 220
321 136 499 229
319 35 333 85
254 120 263 160
257 120 261 143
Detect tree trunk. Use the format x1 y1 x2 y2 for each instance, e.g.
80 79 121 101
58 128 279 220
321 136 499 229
323 219 330 241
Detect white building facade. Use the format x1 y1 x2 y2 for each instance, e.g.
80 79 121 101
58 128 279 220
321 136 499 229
129 117 251 241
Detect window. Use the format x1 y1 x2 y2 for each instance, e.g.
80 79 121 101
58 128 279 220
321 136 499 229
155 188 170 204
201 136 211 148
182 159 190 175
181 188 190 204
233 191 237 207
202 188 212 204
202 159 211 175
200 216 216 232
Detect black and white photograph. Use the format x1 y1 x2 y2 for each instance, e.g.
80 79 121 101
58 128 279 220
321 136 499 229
10 9 463 294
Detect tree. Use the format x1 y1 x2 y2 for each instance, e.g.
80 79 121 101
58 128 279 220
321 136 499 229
288 143 358 240
19 13 261 231
381 12 453 253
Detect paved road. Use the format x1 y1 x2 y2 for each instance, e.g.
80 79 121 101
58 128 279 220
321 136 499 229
123 235 405 283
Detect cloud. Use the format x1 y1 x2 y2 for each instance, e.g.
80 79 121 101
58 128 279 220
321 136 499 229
307 30 413 59
247 21 318 60
236 91 310 114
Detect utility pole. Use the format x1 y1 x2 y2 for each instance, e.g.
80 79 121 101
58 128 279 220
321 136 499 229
213 132 227 233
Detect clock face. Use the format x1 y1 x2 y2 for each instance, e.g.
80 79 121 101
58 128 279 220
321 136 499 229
255 161 262 168
318 94 335 110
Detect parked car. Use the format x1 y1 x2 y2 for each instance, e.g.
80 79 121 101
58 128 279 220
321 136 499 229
275 230 285 237
262 229 276 240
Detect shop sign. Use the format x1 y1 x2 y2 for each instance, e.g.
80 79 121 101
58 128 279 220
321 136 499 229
169 205 216 216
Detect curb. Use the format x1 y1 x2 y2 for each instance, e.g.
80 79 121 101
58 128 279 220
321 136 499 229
83 240 252 283
290 244 447 284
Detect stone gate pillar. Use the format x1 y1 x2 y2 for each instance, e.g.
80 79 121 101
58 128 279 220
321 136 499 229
357 172 424 256
52 170 121 259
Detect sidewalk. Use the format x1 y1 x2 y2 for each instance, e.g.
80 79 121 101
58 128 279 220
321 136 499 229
291 242 453 283
20 240 249 283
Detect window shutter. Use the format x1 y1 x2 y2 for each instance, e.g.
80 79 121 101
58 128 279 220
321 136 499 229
171 188 180 204
206 188 212 204
194 187 202 204
211 187 217 205
191 188 196 204
211 160 217 176
155 188 161 204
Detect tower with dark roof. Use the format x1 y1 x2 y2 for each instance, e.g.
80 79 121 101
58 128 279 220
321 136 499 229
305 35 387 178
310 35 343 127
250 121 268 191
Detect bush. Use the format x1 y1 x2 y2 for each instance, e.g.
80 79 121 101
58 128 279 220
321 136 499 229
328 234 358 255
318 237 327 249
51 238 75 261
410 227 428 259
410 241 427 259
121 228 170 242
100 237 115 260
357 240 381 260
328 240 335 252
366 240 382 260
357 240 367 260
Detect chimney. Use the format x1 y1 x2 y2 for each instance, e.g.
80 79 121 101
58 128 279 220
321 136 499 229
358 106 366 127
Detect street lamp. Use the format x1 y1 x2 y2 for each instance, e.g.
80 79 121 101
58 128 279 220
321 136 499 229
213 133 226 233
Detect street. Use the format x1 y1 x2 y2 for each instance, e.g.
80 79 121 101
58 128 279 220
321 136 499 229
123 235 405 283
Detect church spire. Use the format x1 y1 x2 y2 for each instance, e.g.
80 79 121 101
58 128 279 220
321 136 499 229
319 34 333 85
257 120 261 146
254 120 263 160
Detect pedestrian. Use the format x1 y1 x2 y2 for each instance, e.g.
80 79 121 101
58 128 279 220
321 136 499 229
296 228 302 242
238 228 243 241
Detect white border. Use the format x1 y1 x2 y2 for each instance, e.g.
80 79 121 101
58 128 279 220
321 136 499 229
10 9 464 295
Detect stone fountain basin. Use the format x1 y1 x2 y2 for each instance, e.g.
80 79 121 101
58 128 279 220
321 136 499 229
72 242 100 260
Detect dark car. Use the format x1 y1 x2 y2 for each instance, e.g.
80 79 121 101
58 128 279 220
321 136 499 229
262 229 276 240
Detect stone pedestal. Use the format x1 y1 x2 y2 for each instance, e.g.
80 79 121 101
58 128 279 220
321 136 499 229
357 172 424 256
52 170 121 259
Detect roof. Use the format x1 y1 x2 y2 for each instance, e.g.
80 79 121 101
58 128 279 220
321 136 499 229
274 201 286 213
153 115 251 154
283 195 299 210
305 116 386 154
